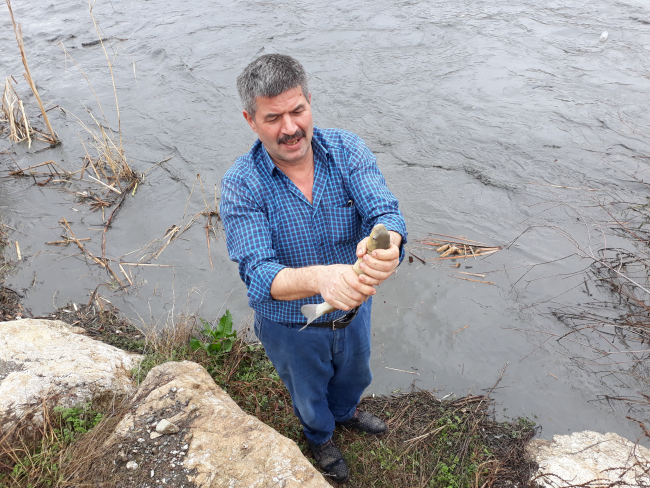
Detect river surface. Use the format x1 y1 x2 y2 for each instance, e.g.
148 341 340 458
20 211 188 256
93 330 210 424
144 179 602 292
1 0 649 443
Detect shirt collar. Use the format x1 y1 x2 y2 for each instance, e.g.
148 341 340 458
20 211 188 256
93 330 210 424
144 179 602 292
311 126 330 163
254 126 329 175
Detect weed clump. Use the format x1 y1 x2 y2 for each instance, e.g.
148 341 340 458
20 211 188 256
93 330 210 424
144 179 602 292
0 402 103 488
337 392 538 488
39 301 145 353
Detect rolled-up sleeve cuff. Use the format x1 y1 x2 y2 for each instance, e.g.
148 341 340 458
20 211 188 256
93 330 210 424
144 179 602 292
376 215 408 264
247 262 287 304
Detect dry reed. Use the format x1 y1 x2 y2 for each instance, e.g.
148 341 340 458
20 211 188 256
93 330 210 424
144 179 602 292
1 77 33 146
5 0 57 145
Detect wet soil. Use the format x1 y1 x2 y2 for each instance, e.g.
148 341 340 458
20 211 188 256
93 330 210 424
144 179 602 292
36 302 146 354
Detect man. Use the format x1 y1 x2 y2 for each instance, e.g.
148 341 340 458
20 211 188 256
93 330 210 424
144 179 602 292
220 54 407 483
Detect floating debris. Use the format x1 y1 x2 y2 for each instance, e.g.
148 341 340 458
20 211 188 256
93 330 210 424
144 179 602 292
416 233 503 261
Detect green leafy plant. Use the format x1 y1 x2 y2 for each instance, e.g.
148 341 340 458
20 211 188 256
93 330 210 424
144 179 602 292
53 403 103 443
190 311 236 357
433 456 460 488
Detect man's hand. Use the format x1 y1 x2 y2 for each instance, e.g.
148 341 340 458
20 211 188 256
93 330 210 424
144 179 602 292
317 264 376 311
355 230 402 286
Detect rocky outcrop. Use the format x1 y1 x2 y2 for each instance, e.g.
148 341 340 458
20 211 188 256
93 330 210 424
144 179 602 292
98 361 329 488
0 318 141 432
527 431 650 487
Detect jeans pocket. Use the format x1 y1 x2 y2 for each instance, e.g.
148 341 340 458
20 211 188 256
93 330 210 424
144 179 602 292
254 313 263 342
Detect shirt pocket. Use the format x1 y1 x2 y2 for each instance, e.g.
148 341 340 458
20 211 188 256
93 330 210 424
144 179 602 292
325 206 361 244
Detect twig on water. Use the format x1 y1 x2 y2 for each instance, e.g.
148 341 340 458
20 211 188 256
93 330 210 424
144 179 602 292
8 160 59 176
118 262 132 286
88 0 121 148
86 174 122 194
205 224 214 270
409 250 426 264
183 174 200 218
427 233 487 245
427 249 500 261
458 271 486 278
2 148 22 172
46 238 91 245
451 275 496 285
384 367 420 375
143 155 174 175
101 185 133 258
529 182 601 192
60 217 125 288
452 324 470 335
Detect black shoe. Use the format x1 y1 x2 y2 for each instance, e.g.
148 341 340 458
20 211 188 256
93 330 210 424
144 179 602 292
337 409 387 435
309 438 349 483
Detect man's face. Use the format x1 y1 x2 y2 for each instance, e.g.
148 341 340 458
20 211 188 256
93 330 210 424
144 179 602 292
243 86 313 167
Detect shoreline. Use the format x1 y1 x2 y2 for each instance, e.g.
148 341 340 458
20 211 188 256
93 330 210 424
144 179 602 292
1 222 648 486
0 226 540 486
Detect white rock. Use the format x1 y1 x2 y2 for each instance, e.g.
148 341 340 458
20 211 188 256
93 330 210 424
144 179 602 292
528 431 650 487
156 418 180 434
0 319 142 432
150 431 162 440
126 460 138 470
103 361 329 487
600 31 609 42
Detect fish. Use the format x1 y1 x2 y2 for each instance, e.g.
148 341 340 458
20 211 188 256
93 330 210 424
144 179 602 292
299 224 391 329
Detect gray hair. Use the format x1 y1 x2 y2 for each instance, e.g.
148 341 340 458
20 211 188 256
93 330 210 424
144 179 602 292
236 54 309 118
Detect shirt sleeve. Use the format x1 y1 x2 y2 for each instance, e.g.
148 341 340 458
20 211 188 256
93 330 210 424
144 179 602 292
345 136 408 263
220 174 286 304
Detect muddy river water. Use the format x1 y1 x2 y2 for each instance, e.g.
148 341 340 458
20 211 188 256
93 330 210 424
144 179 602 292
1 0 649 443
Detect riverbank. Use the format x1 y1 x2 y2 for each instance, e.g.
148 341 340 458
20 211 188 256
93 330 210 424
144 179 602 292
0 294 540 487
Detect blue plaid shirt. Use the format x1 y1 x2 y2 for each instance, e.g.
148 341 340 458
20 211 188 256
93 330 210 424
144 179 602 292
220 127 407 324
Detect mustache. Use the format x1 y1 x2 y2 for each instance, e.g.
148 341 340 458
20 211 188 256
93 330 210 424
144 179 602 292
277 128 306 145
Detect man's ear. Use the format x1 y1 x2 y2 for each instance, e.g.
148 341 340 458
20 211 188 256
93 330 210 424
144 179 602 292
243 110 257 133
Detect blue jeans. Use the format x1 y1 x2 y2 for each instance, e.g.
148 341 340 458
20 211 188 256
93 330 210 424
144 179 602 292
254 298 373 445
